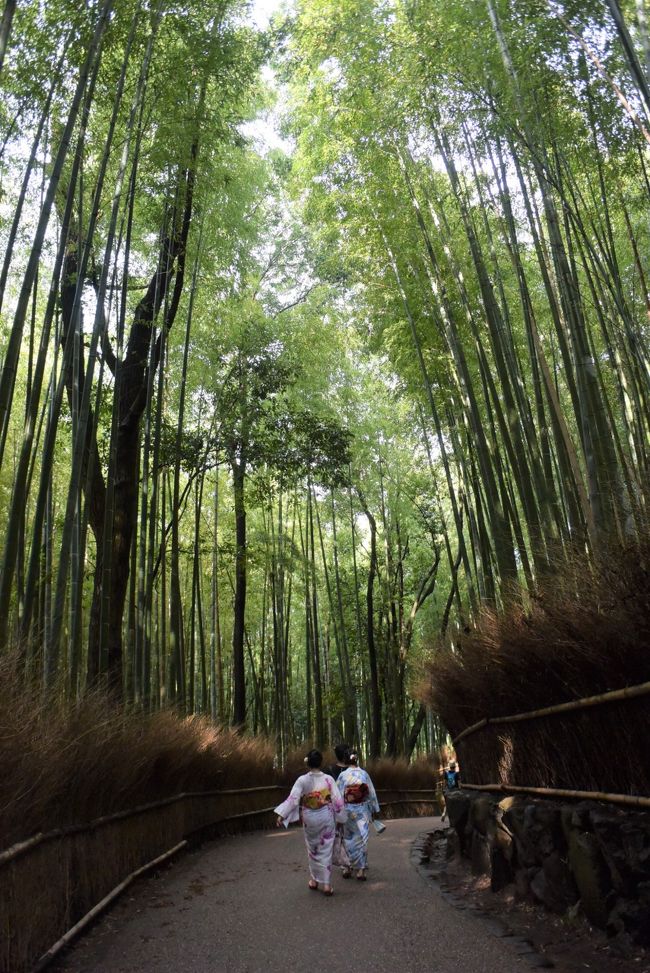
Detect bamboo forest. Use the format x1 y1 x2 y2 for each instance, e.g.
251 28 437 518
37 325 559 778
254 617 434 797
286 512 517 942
2 0 650 765
6 2 650 970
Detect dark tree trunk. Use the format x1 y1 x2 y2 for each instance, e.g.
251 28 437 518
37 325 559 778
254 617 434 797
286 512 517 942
0 0 16 76
359 491 381 758
405 705 426 760
87 153 197 693
307 483 325 748
231 460 247 726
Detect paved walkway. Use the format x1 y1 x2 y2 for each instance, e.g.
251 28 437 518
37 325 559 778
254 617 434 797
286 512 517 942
56 816 531 973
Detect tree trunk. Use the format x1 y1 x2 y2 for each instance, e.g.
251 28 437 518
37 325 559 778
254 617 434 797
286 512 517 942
307 483 325 747
231 460 247 726
0 0 113 468
358 490 381 758
0 0 17 76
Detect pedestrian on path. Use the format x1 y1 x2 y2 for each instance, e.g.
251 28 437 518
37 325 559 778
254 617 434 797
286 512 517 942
326 741 350 781
338 750 380 881
440 761 461 822
274 749 347 896
445 761 461 790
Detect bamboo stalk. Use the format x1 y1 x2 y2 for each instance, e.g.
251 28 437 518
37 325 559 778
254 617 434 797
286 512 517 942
32 841 188 972
453 680 650 744
461 783 650 810
554 7 650 147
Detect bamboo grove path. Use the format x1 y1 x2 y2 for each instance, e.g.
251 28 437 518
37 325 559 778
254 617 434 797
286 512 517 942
53 817 531 973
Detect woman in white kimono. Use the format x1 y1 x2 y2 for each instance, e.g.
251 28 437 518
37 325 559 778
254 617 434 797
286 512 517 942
275 749 346 896
337 752 380 881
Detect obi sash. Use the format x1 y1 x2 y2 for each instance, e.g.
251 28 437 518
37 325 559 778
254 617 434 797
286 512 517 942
301 786 332 810
344 782 369 805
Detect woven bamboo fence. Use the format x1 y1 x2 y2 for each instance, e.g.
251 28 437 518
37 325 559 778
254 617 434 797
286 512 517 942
1 786 439 973
453 680 650 799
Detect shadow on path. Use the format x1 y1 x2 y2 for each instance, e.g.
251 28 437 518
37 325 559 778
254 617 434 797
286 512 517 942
55 816 531 973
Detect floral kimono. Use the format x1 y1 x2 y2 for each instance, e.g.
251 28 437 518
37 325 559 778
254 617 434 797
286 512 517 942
274 771 346 885
337 766 380 870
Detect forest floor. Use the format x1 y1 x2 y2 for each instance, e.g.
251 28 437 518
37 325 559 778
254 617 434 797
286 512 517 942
421 829 650 972
52 816 534 973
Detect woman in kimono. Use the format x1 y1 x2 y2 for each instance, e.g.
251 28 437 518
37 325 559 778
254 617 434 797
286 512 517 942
337 751 380 881
275 749 346 896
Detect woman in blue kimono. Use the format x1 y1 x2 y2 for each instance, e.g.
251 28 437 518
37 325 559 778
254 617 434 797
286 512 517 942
337 752 380 880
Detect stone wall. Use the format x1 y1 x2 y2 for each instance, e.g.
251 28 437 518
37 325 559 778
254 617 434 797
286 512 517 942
446 790 650 951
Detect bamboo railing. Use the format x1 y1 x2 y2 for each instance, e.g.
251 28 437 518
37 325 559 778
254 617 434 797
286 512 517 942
0 785 282 867
461 782 650 810
31 841 189 973
452 678 650 745
1 785 440 973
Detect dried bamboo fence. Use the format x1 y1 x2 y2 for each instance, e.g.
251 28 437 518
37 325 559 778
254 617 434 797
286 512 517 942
1 786 439 973
452 679 650 798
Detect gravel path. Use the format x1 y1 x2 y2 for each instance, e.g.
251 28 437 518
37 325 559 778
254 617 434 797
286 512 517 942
56 816 532 973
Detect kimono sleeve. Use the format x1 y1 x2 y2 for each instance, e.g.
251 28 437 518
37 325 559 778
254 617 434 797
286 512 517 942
274 776 303 827
365 771 380 814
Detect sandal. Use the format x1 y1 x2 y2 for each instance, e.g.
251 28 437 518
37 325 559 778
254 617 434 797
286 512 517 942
342 867 351 879
356 870 366 881
322 885 334 896
308 879 318 890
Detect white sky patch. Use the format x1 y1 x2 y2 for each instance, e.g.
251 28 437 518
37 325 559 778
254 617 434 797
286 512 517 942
240 0 294 155
250 0 284 29
240 111 293 155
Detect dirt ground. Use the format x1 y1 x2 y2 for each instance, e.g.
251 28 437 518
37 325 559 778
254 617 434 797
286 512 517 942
421 828 650 973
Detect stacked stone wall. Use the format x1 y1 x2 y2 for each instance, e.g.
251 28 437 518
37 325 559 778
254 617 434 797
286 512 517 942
446 790 650 950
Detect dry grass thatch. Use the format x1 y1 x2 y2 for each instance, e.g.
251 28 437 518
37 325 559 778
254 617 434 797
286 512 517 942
0 656 277 849
0 658 442 851
421 534 650 795
280 745 444 790
1 786 282 973
0 658 441 973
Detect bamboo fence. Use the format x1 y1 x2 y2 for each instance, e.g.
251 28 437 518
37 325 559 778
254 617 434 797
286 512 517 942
460 782 650 810
452 679 650 796
452 679 650 744
1 786 440 973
